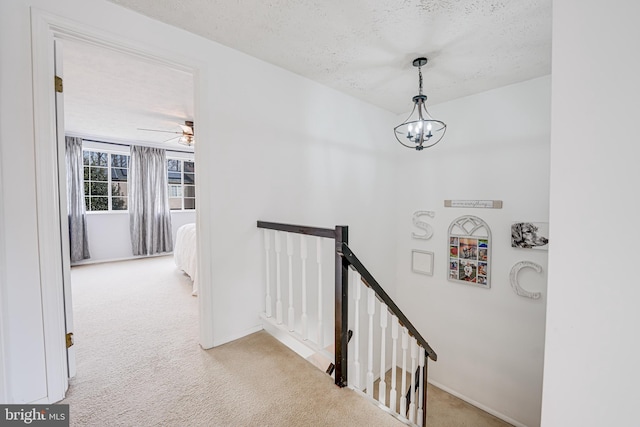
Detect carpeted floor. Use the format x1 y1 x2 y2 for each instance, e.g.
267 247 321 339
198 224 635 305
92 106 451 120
62 256 510 426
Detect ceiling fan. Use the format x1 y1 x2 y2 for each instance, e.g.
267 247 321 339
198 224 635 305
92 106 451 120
138 120 195 146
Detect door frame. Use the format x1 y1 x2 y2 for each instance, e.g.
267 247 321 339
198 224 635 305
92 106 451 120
0 137 7 403
30 8 214 403
53 38 76 381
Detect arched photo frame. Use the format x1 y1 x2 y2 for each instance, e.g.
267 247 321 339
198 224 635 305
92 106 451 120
448 215 491 288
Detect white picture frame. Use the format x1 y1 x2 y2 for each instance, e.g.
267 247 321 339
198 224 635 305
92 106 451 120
412 250 434 276
448 215 491 289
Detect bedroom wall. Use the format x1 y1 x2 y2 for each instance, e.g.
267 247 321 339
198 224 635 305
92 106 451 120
81 210 195 262
0 0 399 403
393 76 551 427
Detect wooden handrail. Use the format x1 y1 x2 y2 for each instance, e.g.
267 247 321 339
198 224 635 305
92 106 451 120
339 242 437 361
257 221 335 239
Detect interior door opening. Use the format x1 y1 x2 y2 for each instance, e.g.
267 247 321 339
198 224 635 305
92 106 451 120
55 36 198 393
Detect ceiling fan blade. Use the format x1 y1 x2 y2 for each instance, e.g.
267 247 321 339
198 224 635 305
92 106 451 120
137 128 182 134
179 124 193 135
162 135 180 143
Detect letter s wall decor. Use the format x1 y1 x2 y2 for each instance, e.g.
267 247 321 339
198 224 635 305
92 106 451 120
412 211 435 240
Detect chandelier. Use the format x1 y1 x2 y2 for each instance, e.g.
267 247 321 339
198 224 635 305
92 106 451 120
394 57 446 151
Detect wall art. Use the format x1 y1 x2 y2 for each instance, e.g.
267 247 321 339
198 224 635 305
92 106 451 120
412 210 435 240
448 215 491 288
412 250 434 276
509 261 543 299
511 222 549 250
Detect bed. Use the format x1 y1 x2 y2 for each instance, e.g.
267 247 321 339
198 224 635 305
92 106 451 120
174 223 198 295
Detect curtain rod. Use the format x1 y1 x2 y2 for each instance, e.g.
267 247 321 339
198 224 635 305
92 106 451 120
78 138 194 155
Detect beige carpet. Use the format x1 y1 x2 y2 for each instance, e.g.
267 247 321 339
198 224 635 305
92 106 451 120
63 256 510 427
372 370 510 427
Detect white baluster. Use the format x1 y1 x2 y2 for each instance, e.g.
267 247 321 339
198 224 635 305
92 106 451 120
300 235 308 340
366 287 375 397
275 231 283 324
390 316 399 413
316 236 323 347
400 327 408 417
409 337 417 423
378 305 388 406
263 229 272 318
417 347 425 427
352 271 362 389
287 233 295 331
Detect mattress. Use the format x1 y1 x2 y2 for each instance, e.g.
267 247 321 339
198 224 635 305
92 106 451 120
174 223 198 295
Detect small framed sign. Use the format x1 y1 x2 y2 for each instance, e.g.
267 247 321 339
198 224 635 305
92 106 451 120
444 200 503 209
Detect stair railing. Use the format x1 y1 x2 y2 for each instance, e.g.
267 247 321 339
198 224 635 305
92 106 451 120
257 221 341 356
340 242 436 426
257 221 437 426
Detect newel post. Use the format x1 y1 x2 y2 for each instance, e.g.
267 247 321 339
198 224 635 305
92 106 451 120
334 225 349 387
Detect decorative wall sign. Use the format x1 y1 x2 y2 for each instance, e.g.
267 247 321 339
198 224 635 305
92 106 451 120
509 261 543 299
412 250 434 276
412 210 435 240
448 215 491 288
444 200 503 209
511 222 549 250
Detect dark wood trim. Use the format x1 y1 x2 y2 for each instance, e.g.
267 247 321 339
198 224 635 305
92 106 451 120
339 242 437 361
422 355 429 426
257 221 335 239
334 225 349 387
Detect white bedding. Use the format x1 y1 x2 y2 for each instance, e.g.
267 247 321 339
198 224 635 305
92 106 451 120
174 223 198 295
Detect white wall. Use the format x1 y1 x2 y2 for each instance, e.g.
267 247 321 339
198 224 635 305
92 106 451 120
82 210 195 262
0 1 50 404
393 76 551 427
541 2 640 426
0 0 399 403
200 31 400 347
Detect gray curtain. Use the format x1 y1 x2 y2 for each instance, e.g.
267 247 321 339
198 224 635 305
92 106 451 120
65 136 91 261
129 145 173 255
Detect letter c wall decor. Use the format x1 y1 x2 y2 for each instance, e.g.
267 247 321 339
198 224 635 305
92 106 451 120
509 261 543 299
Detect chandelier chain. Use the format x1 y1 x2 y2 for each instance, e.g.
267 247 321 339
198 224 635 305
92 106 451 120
418 65 423 96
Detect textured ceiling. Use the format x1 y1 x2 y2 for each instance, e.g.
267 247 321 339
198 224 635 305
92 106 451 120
106 0 552 113
64 0 551 146
63 39 195 148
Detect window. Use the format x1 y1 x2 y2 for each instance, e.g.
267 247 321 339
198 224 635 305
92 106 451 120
83 150 129 211
167 159 195 210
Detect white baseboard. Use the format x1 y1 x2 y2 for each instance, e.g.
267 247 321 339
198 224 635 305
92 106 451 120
211 325 263 348
427 379 527 427
349 386 413 427
259 314 320 359
71 252 172 267
30 395 52 404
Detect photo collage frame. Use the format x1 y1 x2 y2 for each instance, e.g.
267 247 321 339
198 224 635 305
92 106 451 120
448 216 491 288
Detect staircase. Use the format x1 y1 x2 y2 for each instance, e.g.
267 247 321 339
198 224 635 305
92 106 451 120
258 221 437 426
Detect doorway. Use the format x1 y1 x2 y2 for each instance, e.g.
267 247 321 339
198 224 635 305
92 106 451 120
30 9 213 403
59 35 198 377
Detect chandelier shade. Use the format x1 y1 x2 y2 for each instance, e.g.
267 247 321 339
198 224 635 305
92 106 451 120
394 58 446 151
